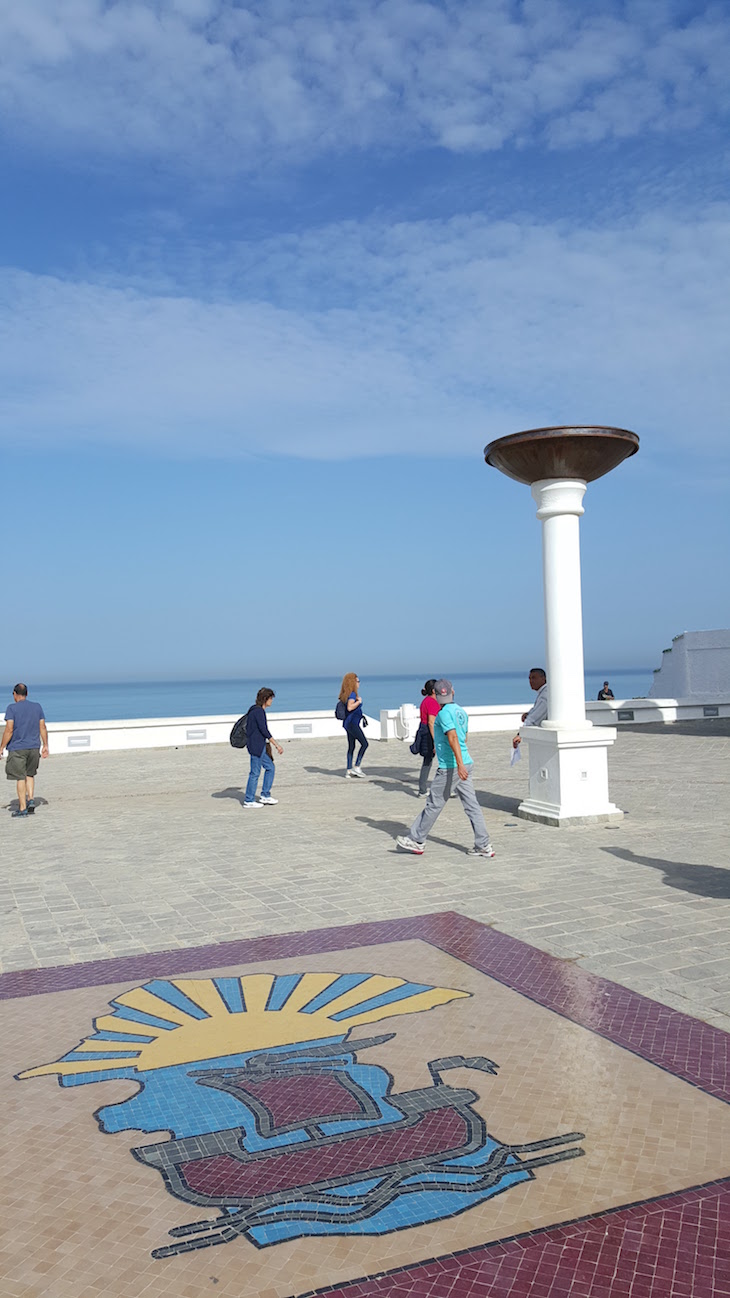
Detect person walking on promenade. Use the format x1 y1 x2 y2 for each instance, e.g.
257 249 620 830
396 678 494 857
0 683 49 818
411 679 439 796
597 680 615 700
243 688 283 808
512 668 548 750
339 673 368 778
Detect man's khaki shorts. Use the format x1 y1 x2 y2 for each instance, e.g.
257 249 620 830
5 748 40 780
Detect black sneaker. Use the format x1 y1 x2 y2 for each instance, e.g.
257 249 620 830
26 800 35 815
12 808 29 818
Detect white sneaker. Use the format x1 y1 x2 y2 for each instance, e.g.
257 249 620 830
258 796 278 805
396 835 425 854
243 801 264 809
468 844 495 858
345 769 354 778
350 767 366 778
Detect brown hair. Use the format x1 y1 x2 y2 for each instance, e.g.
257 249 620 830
339 673 358 704
256 687 275 707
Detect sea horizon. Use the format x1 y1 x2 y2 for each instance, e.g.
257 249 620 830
5 668 653 724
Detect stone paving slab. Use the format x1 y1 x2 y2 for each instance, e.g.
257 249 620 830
1 721 729 1028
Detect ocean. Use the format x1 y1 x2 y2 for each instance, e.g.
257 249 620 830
11 670 652 723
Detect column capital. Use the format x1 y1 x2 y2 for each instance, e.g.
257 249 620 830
531 478 587 520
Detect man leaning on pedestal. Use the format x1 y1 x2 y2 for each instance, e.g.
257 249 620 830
513 668 547 750
0 683 49 817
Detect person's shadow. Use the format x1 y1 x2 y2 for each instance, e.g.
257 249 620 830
476 790 522 815
212 787 246 806
5 795 50 812
355 815 467 853
602 846 730 900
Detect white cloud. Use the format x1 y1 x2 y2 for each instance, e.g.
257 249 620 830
1 207 728 461
0 1 727 168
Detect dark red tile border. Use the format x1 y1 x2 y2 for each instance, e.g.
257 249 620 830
302 1179 730 1298
3 911 728 1104
4 912 729 1298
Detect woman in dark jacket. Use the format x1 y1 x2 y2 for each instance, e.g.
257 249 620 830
244 688 284 807
412 679 439 795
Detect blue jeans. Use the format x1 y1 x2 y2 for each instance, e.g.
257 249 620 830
346 724 368 769
245 751 275 803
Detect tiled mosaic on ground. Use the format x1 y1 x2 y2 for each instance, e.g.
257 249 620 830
3 914 729 1297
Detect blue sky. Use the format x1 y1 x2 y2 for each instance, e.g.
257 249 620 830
1 0 728 682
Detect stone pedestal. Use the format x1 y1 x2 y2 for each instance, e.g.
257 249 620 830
517 725 623 826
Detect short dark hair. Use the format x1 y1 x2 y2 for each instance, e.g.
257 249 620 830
421 679 437 697
13 682 28 696
529 668 546 679
256 687 275 707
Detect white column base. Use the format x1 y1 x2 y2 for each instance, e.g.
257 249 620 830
517 725 623 827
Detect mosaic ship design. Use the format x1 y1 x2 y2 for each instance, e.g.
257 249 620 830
18 971 585 1254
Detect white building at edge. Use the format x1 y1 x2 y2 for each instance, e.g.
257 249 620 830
648 630 730 699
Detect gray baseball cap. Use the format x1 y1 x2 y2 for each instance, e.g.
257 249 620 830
433 678 454 703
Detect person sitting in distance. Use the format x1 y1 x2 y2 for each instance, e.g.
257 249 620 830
512 668 547 749
597 681 614 700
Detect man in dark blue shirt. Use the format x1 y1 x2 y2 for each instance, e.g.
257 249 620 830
1 683 49 818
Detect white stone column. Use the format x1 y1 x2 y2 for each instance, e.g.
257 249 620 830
531 479 591 731
517 477 622 826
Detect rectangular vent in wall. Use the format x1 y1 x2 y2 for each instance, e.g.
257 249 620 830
703 706 719 718
68 735 91 748
186 729 207 741
617 710 635 721
293 723 313 735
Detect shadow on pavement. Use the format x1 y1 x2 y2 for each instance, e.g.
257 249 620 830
368 778 421 797
602 846 730 900
617 718 730 737
476 790 522 814
355 815 467 853
212 787 246 805
4 796 50 811
305 765 418 784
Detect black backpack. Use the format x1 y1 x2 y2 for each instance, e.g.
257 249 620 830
335 699 347 722
230 709 250 749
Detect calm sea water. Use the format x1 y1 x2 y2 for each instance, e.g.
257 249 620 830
10 670 652 723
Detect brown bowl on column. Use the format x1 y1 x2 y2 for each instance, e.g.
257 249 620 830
484 426 639 486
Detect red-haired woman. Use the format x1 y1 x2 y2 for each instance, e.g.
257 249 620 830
339 672 368 778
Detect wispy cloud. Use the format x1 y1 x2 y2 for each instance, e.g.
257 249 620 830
0 1 727 169
2 207 728 460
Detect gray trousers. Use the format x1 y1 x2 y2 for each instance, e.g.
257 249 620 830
409 766 490 849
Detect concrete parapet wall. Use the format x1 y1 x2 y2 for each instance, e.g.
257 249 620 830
379 697 730 742
36 710 379 756
5 697 730 756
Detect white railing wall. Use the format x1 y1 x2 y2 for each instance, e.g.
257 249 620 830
378 697 730 741
3 697 728 756
35 710 379 756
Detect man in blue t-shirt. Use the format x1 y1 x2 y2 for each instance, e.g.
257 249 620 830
0 683 49 818
396 678 493 858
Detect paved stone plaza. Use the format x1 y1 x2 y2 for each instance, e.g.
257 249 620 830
2 720 729 1026
2 720 730 1298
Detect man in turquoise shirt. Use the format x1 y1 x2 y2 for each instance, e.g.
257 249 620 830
396 678 493 857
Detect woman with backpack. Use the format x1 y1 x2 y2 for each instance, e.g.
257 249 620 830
411 679 439 796
338 672 368 778
243 688 284 807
